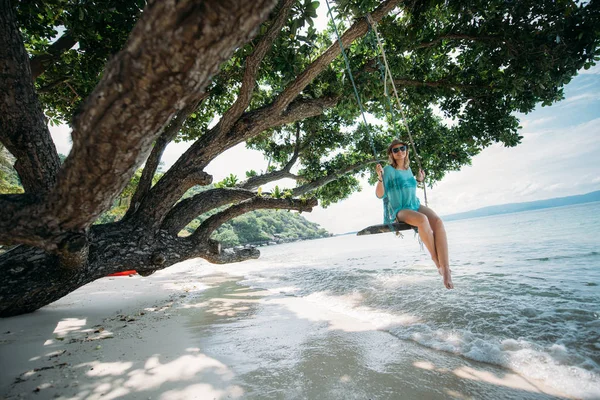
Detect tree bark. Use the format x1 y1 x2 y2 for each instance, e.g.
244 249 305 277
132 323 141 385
123 97 207 221
239 170 300 191
161 188 257 235
0 0 61 194
0 0 400 317
218 0 295 135
0 223 256 317
0 0 278 250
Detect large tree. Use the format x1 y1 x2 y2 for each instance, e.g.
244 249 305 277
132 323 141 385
1 0 598 317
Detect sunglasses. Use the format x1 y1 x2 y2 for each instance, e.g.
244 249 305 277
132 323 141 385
391 145 407 153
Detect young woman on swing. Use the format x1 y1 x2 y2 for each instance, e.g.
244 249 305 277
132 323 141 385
375 139 454 289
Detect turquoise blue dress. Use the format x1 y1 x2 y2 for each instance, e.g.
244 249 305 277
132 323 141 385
378 165 421 224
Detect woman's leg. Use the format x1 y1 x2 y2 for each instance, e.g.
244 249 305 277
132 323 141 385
396 209 439 268
417 205 453 289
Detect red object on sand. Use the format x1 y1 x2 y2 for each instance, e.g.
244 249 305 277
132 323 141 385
107 270 137 277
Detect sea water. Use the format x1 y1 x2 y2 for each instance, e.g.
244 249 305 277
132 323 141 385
207 201 600 398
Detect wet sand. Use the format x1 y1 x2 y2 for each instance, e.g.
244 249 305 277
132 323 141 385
0 261 570 399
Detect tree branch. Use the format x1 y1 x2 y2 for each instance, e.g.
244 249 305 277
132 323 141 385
161 188 256 235
218 0 295 135
130 96 338 230
292 159 376 197
124 95 208 220
0 0 278 250
271 0 401 113
239 170 300 191
238 123 302 190
287 122 302 170
29 31 77 80
192 196 318 243
0 0 61 194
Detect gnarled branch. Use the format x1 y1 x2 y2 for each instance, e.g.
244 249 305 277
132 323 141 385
271 0 400 113
131 0 402 231
238 123 302 190
218 0 295 135
124 95 208 221
161 188 256 235
130 96 338 230
239 170 300 191
193 196 318 243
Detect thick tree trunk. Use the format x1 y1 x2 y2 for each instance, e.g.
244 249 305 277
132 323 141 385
0 0 279 316
0 222 257 317
0 0 399 317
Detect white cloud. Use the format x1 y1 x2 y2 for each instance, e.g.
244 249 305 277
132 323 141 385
520 116 556 129
560 92 600 106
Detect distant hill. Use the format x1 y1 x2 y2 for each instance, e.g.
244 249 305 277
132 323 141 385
443 190 600 221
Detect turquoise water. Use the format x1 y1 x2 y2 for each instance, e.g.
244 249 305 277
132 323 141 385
209 202 600 398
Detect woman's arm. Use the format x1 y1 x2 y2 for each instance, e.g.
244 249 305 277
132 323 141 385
375 164 385 198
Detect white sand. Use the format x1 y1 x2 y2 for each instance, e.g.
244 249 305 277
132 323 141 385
0 261 571 399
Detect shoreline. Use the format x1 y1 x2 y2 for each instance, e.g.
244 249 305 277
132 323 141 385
0 261 572 399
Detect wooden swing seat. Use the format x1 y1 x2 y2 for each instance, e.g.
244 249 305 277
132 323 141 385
356 222 415 236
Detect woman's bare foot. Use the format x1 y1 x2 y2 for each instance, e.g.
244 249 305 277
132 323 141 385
441 266 454 289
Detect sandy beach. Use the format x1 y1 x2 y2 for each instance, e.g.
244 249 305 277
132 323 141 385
0 260 572 400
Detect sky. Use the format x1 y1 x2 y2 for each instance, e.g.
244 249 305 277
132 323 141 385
48 6 600 235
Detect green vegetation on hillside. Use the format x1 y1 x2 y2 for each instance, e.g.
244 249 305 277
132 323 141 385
96 178 329 247
0 145 23 194
186 209 329 248
0 148 67 194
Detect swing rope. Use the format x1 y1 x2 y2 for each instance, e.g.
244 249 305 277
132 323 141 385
324 0 428 208
366 13 428 206
324 0 378 159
